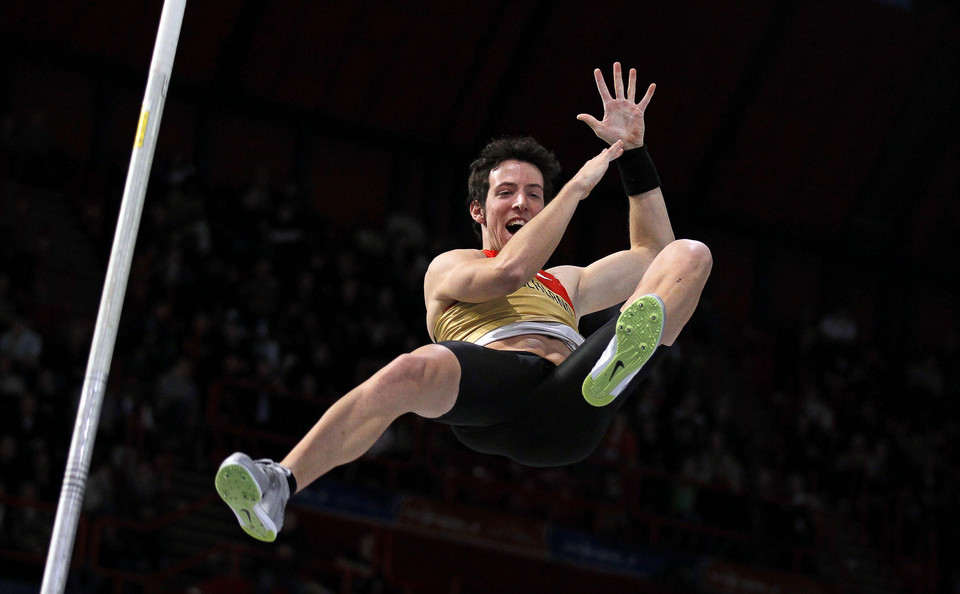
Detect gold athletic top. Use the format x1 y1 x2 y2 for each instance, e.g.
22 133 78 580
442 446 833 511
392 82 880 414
433 250 579 344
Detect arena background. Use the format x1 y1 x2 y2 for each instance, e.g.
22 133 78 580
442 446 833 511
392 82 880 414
1 0 958 592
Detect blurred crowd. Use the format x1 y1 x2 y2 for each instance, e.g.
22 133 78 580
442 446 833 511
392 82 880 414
1 108 958 592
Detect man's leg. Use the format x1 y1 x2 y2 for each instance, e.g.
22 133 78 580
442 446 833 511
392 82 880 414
216 344 461 541
620 238 712 346
584 239 711 405
282 344 461 488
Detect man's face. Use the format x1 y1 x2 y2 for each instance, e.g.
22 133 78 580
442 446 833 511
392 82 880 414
473 160 545 251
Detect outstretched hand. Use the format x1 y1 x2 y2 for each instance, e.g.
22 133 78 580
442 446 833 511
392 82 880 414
569 139 624 200
577 62 655 150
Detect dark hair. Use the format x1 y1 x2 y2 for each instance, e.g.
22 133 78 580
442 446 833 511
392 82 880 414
467 136 561 235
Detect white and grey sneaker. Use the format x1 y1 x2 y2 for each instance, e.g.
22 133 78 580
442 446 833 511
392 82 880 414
215 452 291 542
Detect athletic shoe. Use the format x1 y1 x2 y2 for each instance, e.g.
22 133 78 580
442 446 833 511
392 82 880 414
582 294 665 407
215 452 291 542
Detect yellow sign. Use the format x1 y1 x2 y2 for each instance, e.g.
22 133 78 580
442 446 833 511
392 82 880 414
135 109 150 148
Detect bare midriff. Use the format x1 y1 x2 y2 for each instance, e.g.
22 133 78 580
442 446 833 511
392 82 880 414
483 333 572 366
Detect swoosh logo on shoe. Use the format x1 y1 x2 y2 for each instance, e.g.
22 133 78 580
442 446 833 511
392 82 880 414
240 509 252 525
610 360 625 379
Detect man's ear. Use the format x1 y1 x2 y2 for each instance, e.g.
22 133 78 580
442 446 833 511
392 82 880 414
469 200 486 226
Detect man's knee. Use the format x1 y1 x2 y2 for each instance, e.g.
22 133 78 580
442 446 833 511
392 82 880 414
376 347 459 416
668 239 712 278
382 348 450 384
676 239 712 268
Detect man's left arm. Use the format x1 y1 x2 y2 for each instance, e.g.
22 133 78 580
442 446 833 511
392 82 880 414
551 63 676 318
551 183 674 318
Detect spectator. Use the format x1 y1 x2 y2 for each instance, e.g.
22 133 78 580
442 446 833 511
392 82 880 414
0 356 27 398
154 357 201 454
0 318 43 368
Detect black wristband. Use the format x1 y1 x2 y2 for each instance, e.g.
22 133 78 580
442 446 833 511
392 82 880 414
616 145 660 196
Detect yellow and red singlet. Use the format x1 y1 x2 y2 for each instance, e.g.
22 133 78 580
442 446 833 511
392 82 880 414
433 250 584 349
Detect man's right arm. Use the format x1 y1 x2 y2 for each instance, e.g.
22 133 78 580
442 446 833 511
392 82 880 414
424 141 624 308
423 249 505 341
424 249 524 307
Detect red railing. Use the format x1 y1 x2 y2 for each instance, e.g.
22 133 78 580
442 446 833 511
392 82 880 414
85 495 396 594
0 475 937 593
1 374 936 592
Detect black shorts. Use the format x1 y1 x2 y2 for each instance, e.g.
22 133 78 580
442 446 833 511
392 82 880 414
436 317 667 467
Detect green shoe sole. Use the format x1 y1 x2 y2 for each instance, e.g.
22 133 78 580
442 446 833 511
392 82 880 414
582 294 664 407
215 462 277 542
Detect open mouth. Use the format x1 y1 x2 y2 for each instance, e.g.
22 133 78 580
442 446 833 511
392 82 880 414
505 219 526 234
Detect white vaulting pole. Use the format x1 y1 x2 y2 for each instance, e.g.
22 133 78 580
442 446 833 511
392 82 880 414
41 1 187 592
